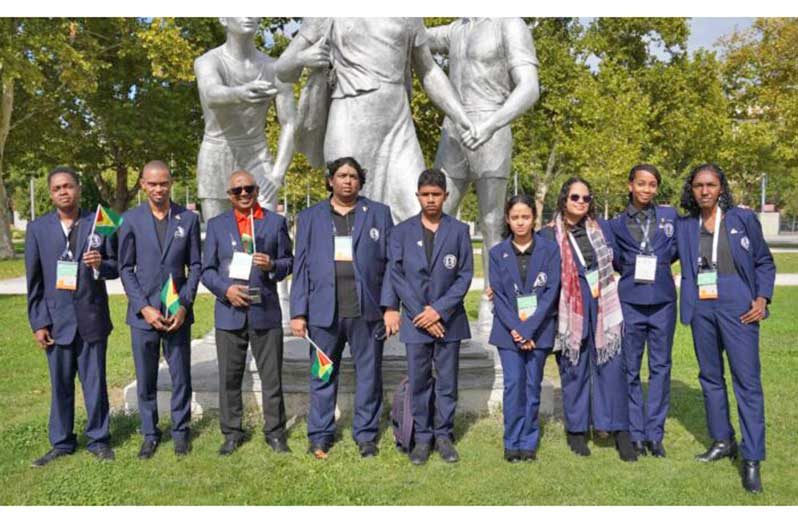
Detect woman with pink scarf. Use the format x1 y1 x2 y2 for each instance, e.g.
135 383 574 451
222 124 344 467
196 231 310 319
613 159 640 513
539 177 636 462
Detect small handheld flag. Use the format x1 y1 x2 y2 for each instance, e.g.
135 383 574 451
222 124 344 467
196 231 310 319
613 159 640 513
93 204 123 237
307 335 333 382
160 274 181 317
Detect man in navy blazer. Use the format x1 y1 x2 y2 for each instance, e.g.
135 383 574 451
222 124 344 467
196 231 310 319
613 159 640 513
290 157 398 459
202 170 293 455
118 161 202 458
25 167 118 466
388 169 473 465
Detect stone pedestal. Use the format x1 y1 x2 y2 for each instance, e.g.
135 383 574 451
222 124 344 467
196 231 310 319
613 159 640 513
123 327 555 421
758 211 780 237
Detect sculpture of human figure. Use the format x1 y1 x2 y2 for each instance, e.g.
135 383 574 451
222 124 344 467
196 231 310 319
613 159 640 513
427 18 540 332
275 17 478 223
195 17 297 221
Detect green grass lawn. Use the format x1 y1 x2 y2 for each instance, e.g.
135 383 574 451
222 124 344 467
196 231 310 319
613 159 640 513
0 290 797 505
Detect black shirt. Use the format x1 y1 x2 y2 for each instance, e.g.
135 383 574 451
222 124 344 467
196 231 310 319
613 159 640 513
331 205 360 318
423 226 436 268
512 240 534 287
625 203 655 253
153 214 169 252
699 218 736 275
569 218 596 270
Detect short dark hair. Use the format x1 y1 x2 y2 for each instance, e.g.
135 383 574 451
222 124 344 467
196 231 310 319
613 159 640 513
680 163 736 217
503 193 537 239
47 166 79 187
139 160 171 181
627 163 661 203
417 168 447 191
556 176 595 218
325 156 366 192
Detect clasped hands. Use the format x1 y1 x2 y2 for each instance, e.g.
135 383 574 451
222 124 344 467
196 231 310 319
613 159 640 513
141 305 187 333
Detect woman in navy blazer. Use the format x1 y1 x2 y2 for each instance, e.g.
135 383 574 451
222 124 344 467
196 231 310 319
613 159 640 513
676 164 775 493
608 164 679 458
488 194 561 462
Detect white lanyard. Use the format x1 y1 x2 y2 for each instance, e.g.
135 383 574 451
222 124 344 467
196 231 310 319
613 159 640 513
568 232 589 269
698 206 722 268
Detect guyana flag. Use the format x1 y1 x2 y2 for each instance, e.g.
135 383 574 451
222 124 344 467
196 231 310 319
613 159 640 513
308 337 333 383
94 204 123 236
160 274 181 316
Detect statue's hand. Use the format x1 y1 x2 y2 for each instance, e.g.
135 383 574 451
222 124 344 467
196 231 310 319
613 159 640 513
299 36 331 69
238 82 273 104
249 80 278 97
460 120 497 150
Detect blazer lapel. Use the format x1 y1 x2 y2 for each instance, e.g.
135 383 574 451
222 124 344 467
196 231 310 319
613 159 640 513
430 214 451 269
160 203 180 261
226 211 242 252
351 198 368 251
687 215 700 279
75 208 93 255
411 214 429 275
525 240 546 292
724 211 747 275
501 239 524 291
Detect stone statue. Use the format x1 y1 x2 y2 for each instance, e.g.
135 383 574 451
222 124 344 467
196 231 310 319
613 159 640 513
427 18 540 332
274 17 477 223
195 17 297 220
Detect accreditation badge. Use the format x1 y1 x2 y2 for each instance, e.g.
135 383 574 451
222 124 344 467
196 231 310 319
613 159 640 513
634 254 657 283
334 236 353 261
229 251 253 281
586 269 600 298
697 270 719 300
56 260 78 291
517 294 538 321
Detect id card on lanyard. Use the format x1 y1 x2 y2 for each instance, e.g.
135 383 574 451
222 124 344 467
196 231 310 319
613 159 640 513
569 232 600 298
698 207 721 300
229 212 257 281
633 212 657 283
56 223 78 291
334 236 353 261
514 284 537 321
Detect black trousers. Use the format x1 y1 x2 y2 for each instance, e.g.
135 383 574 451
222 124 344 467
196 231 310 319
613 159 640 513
215 326 286 439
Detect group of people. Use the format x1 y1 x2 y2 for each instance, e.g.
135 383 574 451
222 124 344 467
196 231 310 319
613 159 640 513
25 158 774 495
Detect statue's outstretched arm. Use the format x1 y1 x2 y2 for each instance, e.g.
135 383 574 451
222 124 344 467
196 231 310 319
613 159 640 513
275 34 329 84
195 54 274 107
270 77 298 185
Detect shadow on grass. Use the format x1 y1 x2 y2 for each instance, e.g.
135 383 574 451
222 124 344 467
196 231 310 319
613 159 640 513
669 379 713 449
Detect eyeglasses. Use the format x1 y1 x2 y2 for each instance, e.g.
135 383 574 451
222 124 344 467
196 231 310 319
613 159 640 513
227 185 256 196
569 194 593 203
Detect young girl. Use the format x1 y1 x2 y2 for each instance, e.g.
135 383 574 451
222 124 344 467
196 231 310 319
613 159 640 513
489 195 561 462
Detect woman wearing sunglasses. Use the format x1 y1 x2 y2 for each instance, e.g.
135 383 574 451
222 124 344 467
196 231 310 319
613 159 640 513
608 164 679 459
539 177 636 461
488 194 561 462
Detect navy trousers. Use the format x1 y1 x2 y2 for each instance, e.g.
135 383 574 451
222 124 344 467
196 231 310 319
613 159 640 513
690 274 766 461
307 317 385 445
46 334 110 452
497 347 550 451
621 301 675 443
131 325 192 443
405 340 461 444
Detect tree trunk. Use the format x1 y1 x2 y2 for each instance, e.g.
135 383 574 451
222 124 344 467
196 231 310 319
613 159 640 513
113 162 130 214
0 77 17 260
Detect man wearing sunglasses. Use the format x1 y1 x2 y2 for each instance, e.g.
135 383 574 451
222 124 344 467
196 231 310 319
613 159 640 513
201 170 294 456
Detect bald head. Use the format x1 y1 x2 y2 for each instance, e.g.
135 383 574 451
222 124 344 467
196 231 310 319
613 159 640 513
227 170 258 212
141 160 171 179
140 160 172 208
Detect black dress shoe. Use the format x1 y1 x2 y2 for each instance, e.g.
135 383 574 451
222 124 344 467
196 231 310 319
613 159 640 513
219 437 243 456
566 432 591 457
695 440 738 462
632 440 647 457
409 443 431 465
138 439 159 460
435 438 459 463
88 444 115 461
308 440 331 459
358 440 379 458
741 460 763 493
614 431 638 462
504 449 522 463
31 448 72 468
520 449 537 461
646 440 666 458
266 435 291 453
174 440 191 456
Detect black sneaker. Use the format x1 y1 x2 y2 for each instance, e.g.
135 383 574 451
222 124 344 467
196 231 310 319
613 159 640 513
88 444 115 462
504 449 522 463
435 438 459 463
174 439 191 456
219 436 244 456
409 443 431 465
265 435 290 453
614 431 638 462
31 448 72 468
138 439 159 460
358 440 379 458
566 432 591 457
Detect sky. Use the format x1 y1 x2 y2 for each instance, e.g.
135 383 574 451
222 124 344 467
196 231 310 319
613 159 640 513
688 17 754 53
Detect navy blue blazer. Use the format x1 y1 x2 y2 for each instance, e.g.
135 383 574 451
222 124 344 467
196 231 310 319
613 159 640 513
609 205 679 306
389 213 473 343
540 218 617 338
488 234 561 350
118 202 202 330
289 196 397 327
25 209 118 345
201 208 293 331
676 206 775 325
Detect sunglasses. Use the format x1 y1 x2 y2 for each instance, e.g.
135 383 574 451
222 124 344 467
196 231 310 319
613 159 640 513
227 185 256 196
569 194 593 203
